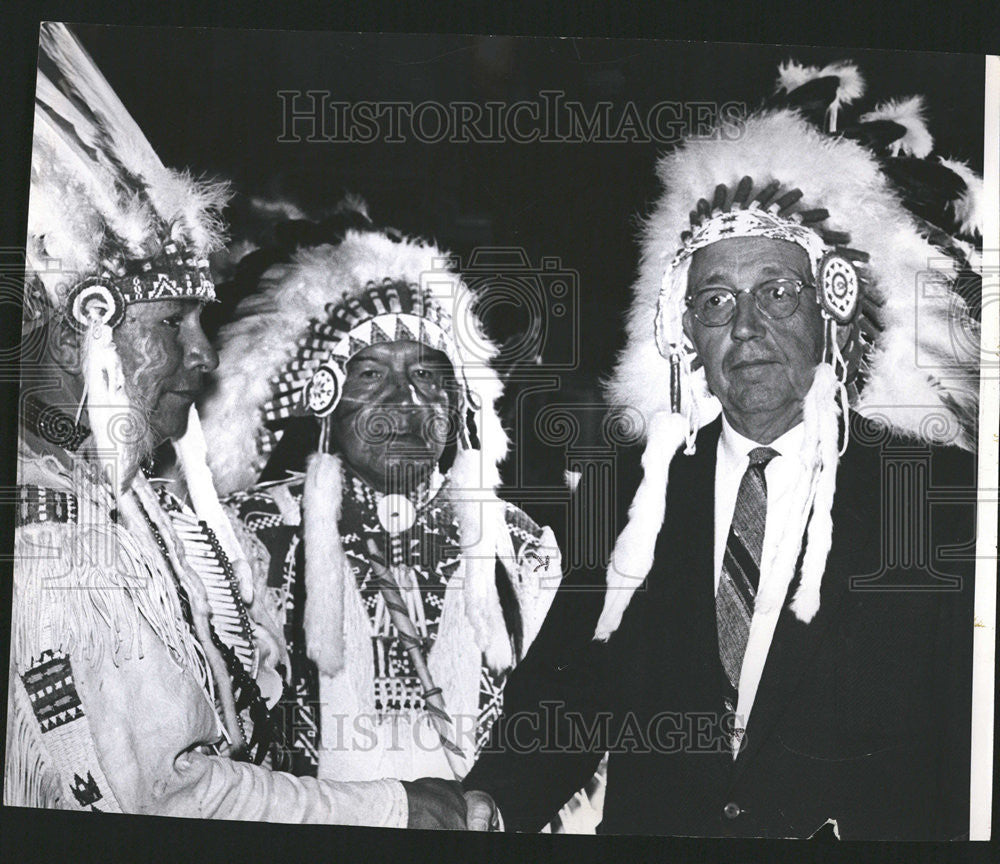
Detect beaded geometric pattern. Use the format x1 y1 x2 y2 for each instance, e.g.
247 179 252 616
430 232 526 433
67 239 216 330
262 280 462 430
15 485 79 527
229 471 549 772
22 651 84 734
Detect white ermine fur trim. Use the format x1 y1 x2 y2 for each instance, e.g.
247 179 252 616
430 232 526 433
938 157 985 238
757 364 840 621
303 452 349 676
449 448 512 671
789 365 841 621
81 319 135 496
593 411 688 641
860 96 934 158
174 406 254 604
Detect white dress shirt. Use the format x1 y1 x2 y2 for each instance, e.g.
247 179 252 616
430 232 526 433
714 416 806 756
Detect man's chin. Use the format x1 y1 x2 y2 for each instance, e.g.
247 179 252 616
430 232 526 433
376 454 438 490
151 407 192 446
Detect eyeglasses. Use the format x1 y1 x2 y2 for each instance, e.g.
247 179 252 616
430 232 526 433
685 278 815 327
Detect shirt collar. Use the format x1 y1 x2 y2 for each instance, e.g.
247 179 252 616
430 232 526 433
720 413 806 464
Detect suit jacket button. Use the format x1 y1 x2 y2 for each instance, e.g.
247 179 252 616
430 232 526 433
723 802 742 819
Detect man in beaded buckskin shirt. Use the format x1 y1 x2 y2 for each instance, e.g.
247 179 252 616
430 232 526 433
5 23 463 828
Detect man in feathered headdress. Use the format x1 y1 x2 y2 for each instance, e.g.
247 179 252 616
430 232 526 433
5 23 463 827
199 205 562 791
464 60 983 838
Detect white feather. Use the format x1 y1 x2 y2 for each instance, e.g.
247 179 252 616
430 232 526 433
80 319 135 495
822 61 866 105
174 407 255 605
776 60 820 93
450 449 512 671
776 59 865 104
776 60 865 131
938 157 985 237
248 196 309 221
860 96 934 158
303 452 348 675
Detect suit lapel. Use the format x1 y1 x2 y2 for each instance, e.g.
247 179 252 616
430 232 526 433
728 565 850 780
729 437 869 782
649 420 723 703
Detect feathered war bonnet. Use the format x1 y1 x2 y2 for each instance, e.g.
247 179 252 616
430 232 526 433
28 22 234 496
25 24 272 753
200 203 518 675
594 60 982 640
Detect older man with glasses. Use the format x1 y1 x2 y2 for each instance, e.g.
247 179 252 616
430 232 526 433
463 60 982 839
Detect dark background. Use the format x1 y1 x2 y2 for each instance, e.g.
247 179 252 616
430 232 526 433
74 27 988 519
1 4 997 864
73 27 985 381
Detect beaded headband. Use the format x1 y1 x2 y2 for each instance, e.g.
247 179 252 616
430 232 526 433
672 208 828 273
65 239 217 331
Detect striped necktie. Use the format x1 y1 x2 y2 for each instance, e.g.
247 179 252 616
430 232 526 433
716 445 778 719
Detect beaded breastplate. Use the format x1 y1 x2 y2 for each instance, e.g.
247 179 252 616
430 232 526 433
156 489 256 675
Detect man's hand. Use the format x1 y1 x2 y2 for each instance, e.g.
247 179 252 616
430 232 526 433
464 789 501 831
402 778 467 830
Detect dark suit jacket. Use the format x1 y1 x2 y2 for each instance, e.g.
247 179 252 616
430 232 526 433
465 416 976 839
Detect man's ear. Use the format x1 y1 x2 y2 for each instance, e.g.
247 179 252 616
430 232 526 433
49 316 83 374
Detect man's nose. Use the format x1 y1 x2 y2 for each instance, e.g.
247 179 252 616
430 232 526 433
186 323 219 373
730 291 766 341
386 371 423 406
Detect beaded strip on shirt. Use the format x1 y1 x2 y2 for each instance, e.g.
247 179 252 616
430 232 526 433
135 488 273 764
17 649 123 812
14 485 79 527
